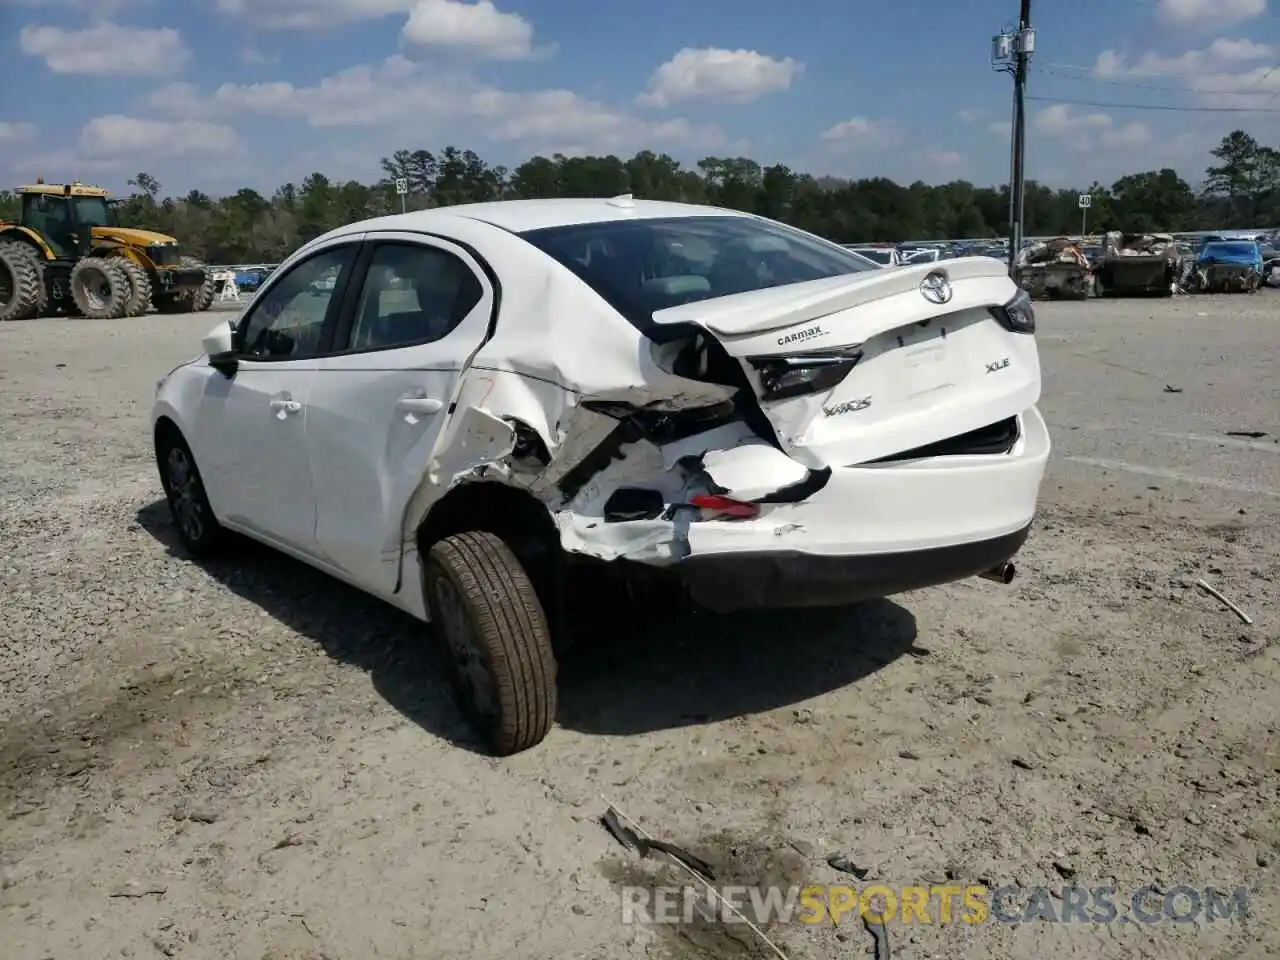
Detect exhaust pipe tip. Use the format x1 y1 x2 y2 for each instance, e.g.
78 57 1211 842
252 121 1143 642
978 561 1016 584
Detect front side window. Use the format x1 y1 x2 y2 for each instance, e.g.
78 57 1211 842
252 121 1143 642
346 242 483 351
238 245 356 360
519 215 877 331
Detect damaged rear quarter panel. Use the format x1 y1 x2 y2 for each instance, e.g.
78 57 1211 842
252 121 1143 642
398 246 754 566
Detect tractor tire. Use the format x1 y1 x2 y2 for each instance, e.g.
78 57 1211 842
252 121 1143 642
182 256 215 312
0 242 43 321
70 257 131 320
116 259 153 317
424 531 557 756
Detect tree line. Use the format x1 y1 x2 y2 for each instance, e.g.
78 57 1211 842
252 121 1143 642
1 130 1276 264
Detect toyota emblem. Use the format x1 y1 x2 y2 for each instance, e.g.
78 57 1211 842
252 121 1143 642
919 270 953 305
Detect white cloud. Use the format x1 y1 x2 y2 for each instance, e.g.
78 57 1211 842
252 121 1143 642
401 0 548 60
1095 37 1271 77
1034 105 1152 152
988 119 1012 137
923 149 964 170
820 116 899 147
637 47 801 108
1100 121 1152 148
214 0 416 30
79 115 243 158
957 108 983 123
1096 37 1280 107
1035 104 1113 136
143 57 724 155
0 122 35 144
1154 0 1266 26
19 23 188 74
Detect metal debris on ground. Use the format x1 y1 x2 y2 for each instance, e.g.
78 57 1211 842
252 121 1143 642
600 806 716 880
1194 579 1254 625
599 799 791 960
863 911 892 960
826 853 871 880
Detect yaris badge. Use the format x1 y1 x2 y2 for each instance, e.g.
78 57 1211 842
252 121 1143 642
919 270 952 305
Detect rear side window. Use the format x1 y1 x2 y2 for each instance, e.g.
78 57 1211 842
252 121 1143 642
346 242 483 352
519 215 875 332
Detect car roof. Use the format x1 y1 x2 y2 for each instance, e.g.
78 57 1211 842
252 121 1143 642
352 197 751 235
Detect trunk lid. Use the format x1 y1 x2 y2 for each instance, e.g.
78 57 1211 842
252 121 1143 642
651 258 1041 468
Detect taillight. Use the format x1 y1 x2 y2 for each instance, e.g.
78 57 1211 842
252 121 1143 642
689 494 760 519
990 288 1035 333
746 346 864 401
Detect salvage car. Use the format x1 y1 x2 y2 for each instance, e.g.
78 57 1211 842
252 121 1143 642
151 197 1050 755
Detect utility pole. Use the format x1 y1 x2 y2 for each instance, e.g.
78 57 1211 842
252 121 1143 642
991 1 1035 275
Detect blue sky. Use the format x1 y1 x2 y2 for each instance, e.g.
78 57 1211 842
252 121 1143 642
2 0 1279 197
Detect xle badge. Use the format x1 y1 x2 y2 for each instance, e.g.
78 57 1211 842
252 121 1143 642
986 357 1010 373
823 396 872 417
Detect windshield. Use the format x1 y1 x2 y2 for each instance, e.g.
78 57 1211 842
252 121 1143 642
73 197 115 226
520 215 877 331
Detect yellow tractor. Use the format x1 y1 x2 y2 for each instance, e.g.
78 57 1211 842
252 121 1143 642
0 179 214 321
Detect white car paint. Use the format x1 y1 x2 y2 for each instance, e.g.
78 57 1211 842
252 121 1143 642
154 197 1049 622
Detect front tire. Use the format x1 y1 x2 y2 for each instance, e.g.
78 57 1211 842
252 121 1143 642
182 256 215 312
71 257 130 319
425 531 557 756
155 429 228 557
116 260 153 317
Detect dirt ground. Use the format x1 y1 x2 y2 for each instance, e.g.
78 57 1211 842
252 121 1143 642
1 295 1277 960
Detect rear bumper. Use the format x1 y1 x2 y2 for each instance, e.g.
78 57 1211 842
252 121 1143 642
562 404 1050 610
681 524 1031 611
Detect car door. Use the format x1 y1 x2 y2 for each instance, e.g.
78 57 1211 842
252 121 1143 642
304 233 495 598
194 239 361 556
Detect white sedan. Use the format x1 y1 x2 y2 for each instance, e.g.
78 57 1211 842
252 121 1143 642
152 197 1050 755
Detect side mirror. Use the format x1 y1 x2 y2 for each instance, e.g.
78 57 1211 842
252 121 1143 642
202 319 237 376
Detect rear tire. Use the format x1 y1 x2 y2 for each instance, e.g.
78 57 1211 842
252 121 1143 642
425 531 557 756
0 242 43 321
155 427 228 557
116 260 153 317
70 257 130 319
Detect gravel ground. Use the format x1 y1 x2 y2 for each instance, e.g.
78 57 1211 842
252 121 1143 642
1 296 1277 960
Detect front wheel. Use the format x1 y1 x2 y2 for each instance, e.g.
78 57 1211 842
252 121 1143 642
155 429 228 557
425 531 557 755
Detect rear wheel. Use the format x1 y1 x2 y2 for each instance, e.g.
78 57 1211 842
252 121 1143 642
70 257 130 319
0 242 43 321
116 260 153 317
425 531 557 755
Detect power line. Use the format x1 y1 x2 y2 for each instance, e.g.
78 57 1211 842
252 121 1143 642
1040 67 1280 96
1045 59 1280 81
1027 94 1280 114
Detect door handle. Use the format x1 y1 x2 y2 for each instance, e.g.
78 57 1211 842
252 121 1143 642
397 397 443 415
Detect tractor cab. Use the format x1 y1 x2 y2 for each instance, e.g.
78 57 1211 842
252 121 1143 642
17 179 116 260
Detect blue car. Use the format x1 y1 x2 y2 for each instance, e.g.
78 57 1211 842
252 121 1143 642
1192 240 1263 293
